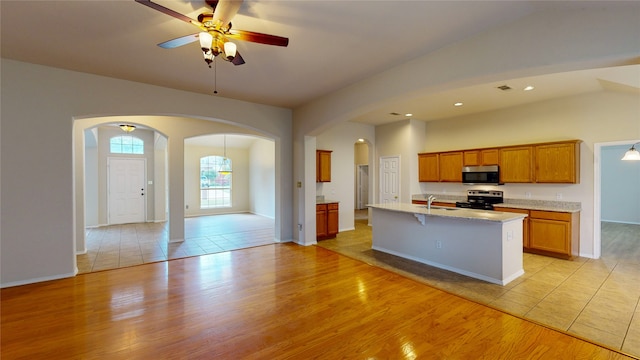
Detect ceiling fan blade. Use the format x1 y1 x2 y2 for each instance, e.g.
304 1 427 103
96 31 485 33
135 0 206 30
231 51 245 66
227 29 289 47
158 33 199 49
212 0 243 30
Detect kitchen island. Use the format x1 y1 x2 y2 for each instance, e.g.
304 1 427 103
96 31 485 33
368 203 527 285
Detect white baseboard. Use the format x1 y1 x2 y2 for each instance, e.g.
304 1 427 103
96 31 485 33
1 271 76 288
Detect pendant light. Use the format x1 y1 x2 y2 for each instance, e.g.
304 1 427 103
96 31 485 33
219 134 232 175
621 142 640 161
119 124 136 133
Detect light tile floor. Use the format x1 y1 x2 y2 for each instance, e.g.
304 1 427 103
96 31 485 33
318 217 640 358
77 213 275 274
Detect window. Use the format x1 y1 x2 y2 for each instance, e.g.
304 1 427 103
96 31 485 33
110 135 144 154
200 155 232 208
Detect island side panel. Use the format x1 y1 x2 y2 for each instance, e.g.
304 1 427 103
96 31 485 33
371 208 523 285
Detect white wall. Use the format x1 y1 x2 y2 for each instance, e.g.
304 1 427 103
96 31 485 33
316 122 376 233
417 90 640 257
249 139 276 219
375 119 426 204
601 144 640 224
1 59 292 287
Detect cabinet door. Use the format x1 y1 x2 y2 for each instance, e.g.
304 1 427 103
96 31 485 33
439 152 463 182
529 218 571 257
535 142 579 183
418 153 439 182
494 207 530 248
463 151 480 166
316 150 332 182
327 203 339 236
499 146 533 183
480 149 499 165
316 204 328 238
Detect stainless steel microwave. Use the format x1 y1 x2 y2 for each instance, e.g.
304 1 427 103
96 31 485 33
462 165 501 185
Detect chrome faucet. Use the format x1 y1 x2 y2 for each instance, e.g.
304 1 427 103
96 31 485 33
427 195 436 210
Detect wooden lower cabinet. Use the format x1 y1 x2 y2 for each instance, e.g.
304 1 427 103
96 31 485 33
317 202 339 240
528 210 579 259
493 207 579 259
493 207 530 248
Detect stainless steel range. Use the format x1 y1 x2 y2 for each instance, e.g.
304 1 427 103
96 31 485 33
455 190 503 210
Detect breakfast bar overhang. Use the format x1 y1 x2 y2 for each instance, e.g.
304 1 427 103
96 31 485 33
368 203 527 285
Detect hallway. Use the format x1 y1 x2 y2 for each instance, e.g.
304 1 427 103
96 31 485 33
77 213 275 273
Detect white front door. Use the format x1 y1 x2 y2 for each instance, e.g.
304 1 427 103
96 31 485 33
108 158 146 225
380 156 400 204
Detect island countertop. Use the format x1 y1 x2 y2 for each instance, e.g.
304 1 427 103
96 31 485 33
368 203 527 223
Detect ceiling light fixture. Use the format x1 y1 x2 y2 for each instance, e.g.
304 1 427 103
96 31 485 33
621 142 640 161
454 102 463 107
524 85 535 91
119 124 136 133
405 113 413 117
219 134 232 175
199 31 237 67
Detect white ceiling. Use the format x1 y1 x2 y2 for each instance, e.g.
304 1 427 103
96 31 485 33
1 0 639 126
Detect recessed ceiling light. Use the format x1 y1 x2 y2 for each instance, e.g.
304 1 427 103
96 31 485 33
454 102 463 107
405 113 412 117
358 138 365 142
524 85 535 91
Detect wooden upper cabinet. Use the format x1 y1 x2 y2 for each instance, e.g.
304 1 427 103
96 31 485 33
499 146 533 183
480 149 499 165
463 150 480 166
419 140 579 184
464 149 499 166
535 141 580 183
316 150 332 182
418 153 439 182
439 151 463 182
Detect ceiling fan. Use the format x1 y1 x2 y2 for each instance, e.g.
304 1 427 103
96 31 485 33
135 0 289 66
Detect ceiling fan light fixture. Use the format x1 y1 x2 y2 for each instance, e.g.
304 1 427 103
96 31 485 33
224 41 237 60
199 31 213 52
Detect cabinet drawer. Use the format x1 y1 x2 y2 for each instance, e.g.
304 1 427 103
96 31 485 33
530 210 572 221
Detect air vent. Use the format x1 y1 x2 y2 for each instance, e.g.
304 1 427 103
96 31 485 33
389 112 402 116
497 85 512 91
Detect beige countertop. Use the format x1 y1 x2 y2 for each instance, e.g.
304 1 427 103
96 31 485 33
368 203 527 223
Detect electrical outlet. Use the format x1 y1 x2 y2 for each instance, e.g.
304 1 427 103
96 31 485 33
525 192 531 199
556 193 563 200
436 240 442 249
186 205 189 209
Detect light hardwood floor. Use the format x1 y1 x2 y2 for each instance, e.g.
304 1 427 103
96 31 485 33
2 243 634 359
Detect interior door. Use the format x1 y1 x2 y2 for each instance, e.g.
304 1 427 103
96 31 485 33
380 156 400 204
108 158 146 225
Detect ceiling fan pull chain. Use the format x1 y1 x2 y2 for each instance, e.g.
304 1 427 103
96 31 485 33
213 57 218 94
